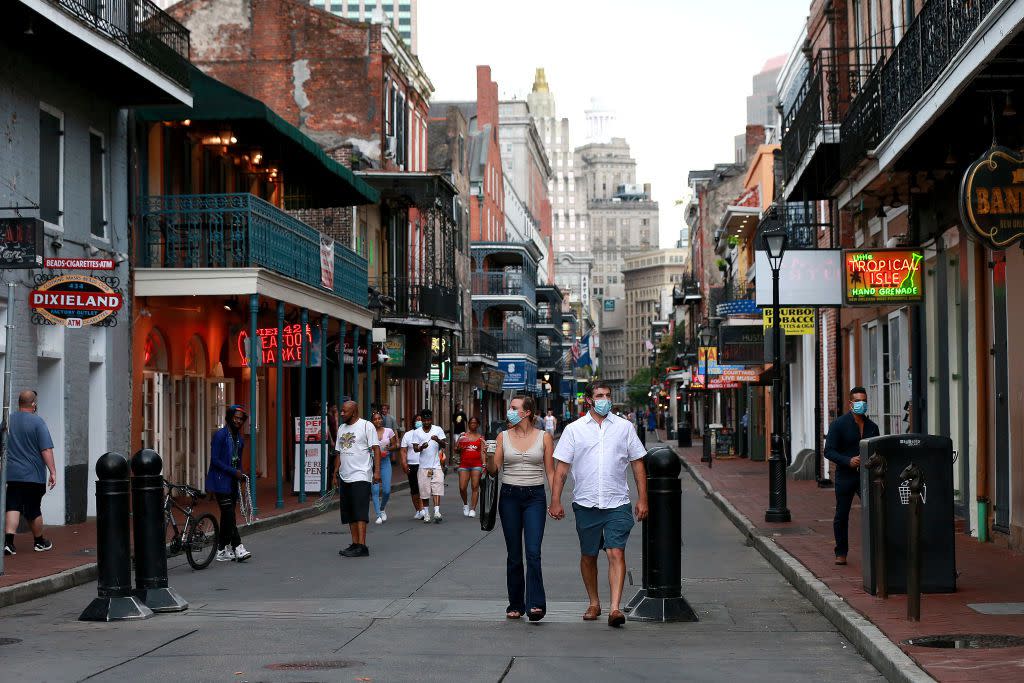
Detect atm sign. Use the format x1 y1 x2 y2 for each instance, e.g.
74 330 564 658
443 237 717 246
843 249 924 305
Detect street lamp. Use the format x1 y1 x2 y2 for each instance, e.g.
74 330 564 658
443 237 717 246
762 229 792 523
698 325 715 467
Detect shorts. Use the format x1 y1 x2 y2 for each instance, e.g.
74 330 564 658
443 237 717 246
417 466 444 498
458 466 483 473
407 464 420 496
5 481 45 520
572 502 634 557
338 480 371 524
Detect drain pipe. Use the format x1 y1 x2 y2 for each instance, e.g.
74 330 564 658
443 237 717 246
974 243 990 543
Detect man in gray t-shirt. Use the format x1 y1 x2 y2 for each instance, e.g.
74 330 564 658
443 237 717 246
4 390 56 556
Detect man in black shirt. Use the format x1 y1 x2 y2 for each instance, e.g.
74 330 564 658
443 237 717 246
824 386 880 565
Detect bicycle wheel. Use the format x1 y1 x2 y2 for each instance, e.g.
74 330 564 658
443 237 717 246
185 513 219 570
165 514 181 556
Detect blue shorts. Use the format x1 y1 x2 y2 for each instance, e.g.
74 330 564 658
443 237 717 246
572 502 634 557
458 466 483 472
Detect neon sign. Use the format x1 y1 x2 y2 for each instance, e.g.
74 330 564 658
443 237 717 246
843 249 924 305
236 324 320 367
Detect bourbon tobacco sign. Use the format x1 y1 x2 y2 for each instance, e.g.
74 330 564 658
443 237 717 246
960 145 1024 249
843 249 924 305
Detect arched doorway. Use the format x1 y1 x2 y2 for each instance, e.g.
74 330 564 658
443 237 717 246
172 335 210 489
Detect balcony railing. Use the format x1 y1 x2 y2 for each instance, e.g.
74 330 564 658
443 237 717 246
536 309 562 326
371 277 458 324
483 325 537 358
471 270 537 302
47 0 191 88
476 329 499 360
840 0 1000 176
140 193 368 308
755 202 824 251
538 347 566 370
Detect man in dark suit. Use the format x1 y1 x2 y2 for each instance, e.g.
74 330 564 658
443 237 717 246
824 386 880 565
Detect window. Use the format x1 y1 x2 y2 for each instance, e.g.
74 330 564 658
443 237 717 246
89 131 106 238
39 106 63 226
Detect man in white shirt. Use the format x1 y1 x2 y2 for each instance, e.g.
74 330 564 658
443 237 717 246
333 401 382 558
407 408 447 523
544 410 557 438
549 381 648 628
400 414 426 519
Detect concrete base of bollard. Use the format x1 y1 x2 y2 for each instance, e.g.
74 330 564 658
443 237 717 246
79 596 154 622
134 586 188 613
625 591 699 623
623 588 646 613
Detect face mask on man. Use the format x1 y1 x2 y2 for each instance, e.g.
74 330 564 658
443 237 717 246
852 401 868 416
414 420 423 429
506 409 523 426
593 399 613 416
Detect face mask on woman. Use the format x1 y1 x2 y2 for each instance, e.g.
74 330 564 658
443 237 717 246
414 420 423 429
506 408 523 426
593 399 613 416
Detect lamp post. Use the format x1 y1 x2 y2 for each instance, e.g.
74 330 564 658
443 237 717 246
763 229 792 523
699 325 714 466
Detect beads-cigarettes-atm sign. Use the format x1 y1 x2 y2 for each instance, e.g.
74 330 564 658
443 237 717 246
843 249 924 305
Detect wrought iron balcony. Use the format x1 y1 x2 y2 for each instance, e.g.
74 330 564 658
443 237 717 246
139 193 368 308
536 309 562 327
840 0 1000 176
471 269 537 302
370 276 458 325
45 0 191 88
538 347 566 371
483 325 537 358
476 329 499 360
755 202 824 251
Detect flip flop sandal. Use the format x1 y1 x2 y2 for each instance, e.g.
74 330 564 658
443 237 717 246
582 605 602 621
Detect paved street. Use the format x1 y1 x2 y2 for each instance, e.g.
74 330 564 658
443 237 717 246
0 444 881 682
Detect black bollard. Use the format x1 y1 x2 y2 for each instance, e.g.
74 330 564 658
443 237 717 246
131 449 188 612
867 453 887 599
627 446 698 622
899 462 924 622
80 453 153 621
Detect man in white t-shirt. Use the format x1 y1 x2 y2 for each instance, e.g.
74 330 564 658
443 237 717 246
400 415 426 519
544 410 557 437
333 401 381 558
407 408 447 523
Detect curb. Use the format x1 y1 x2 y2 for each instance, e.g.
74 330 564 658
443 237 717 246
0 479 410 610
678 452 935 683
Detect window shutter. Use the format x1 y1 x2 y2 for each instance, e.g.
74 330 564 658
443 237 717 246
39 110 61 224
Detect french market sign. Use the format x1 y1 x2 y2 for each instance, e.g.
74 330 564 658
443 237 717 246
762 307 815 335
960 145 1024 249
843 249 923 305
30 274 122 327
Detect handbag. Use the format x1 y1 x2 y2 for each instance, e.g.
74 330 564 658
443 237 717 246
480 470 499 532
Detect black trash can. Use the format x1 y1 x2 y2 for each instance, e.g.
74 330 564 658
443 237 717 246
860 434 956 595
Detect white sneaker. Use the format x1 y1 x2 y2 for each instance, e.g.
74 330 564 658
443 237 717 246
414 509 425 520
215 548 235 562
463 505 470 517
380 510 388 522
374 516 384 525
233 544 252 562
468 509 477 518
422 511 432 523
433 508 442 523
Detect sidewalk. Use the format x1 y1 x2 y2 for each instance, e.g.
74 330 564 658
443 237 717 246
1 469 409 607
665 433 1024 682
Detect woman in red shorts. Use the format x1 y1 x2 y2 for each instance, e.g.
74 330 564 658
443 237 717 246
456 416 485 517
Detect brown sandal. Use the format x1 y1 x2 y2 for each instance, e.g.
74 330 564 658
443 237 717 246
608 609 626 627
582 605 602 621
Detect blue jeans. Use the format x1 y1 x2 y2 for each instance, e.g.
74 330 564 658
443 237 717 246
498 484 547 613
372 456 392 517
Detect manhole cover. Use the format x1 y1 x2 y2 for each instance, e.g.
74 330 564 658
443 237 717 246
0 638 22 646
904 634 1024 649
265 660 363 671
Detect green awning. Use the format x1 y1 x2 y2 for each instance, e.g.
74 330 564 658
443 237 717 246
136 67 379 207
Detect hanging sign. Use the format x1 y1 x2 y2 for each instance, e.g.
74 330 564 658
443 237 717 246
762 307 816 335
319 234 335 289
843 249 924 305
0 217 43 269
959 145 1024 249
29 274 122 327
384 334 405 366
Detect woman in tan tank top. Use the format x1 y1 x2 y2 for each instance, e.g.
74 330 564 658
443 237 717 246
489 394 554 621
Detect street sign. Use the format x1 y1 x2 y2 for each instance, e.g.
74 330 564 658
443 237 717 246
843 249 924 305
762 307 816 335
0 217 43 269
29 274 122 327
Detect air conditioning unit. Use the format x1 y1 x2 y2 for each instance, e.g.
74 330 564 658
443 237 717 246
385 135 398 159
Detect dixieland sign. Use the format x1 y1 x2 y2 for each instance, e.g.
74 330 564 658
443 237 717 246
30 274 122 327
960 145 1024 249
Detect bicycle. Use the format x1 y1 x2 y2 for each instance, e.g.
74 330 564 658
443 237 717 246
163 480 219 570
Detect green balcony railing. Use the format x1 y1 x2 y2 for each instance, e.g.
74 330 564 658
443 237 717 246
140 193 367 308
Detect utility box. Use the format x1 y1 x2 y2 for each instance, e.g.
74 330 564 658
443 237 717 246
860 434 956 595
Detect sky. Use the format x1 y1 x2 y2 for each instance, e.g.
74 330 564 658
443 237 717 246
418 0 811 248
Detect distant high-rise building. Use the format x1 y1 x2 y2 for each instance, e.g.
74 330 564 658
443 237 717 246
734 55 784 163
310 0 417 52
584 97 618 144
